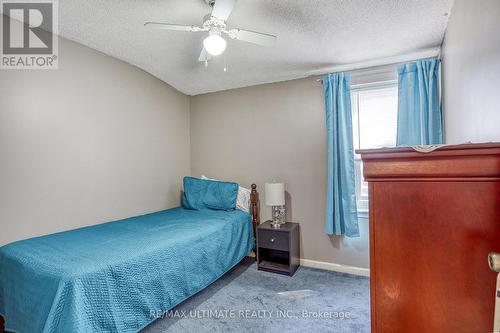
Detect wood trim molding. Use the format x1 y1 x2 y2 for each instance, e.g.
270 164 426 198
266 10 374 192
368 182 377 332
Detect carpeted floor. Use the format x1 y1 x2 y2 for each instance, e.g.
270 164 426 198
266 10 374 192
143 257 370 333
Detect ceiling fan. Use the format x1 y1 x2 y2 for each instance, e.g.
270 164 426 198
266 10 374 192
144 0 277 63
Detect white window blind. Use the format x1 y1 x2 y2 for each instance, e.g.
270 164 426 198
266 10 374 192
351 83 398 213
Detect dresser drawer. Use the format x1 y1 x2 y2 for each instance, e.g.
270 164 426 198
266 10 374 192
257 229 289 251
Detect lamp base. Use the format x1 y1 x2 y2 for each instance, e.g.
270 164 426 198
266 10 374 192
270 221 282 229
271 205 285 228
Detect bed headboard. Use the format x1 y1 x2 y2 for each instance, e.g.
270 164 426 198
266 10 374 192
250 184 260 253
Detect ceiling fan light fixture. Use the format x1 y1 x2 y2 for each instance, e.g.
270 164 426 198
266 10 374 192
203 33 227 56
145 0 278 62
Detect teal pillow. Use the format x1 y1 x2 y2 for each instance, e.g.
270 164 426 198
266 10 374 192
182 176 238 211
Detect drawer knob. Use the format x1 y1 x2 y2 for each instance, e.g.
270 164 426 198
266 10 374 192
270 238 275 243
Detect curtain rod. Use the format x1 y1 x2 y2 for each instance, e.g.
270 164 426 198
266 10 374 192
314 48 440 82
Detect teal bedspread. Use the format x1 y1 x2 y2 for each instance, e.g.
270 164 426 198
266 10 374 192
0 207 254 332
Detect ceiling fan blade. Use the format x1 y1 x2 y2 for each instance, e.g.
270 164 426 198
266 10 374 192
198 48 212 62
144 22 205 32
228 29 277 47
211 0 237 21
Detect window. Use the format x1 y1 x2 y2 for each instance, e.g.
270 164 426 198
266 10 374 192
351 82 398 213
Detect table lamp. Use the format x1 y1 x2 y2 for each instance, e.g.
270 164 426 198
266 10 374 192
265 182 285 228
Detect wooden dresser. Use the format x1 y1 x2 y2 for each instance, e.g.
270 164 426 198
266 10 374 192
359 143 500 333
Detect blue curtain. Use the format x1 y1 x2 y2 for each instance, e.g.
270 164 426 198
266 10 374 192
397 58 443 146
323 73 359 237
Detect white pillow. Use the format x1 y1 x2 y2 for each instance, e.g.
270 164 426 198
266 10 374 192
201 175 251 213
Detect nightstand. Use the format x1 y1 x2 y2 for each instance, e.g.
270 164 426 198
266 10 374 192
256 221 300 276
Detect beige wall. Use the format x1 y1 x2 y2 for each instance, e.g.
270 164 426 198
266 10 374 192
0 34 190 245
9 1 499 270
441 0 500 143
190 77 369 268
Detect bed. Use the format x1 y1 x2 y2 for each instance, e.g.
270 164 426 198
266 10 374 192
0 182 260 333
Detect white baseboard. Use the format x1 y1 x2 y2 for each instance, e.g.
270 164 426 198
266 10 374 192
300 258 370 277
247 253 370 277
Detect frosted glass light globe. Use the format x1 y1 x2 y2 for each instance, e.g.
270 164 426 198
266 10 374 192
203 34 227 56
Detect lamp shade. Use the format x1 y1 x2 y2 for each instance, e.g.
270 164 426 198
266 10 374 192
265 182 285 206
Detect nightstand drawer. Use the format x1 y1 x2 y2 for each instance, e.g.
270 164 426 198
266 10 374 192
257 229 289 251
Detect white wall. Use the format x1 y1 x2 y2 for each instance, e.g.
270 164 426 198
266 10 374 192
0 32 190 245
441 0 500 143
190 77 370 269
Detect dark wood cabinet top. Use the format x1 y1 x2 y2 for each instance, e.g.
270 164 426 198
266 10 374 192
358 142 500 181
257 221 299 232
356 142 500 155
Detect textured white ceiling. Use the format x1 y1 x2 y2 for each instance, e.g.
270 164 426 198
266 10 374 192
59 0 454 95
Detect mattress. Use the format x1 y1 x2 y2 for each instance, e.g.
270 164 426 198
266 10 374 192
0 207 254 332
